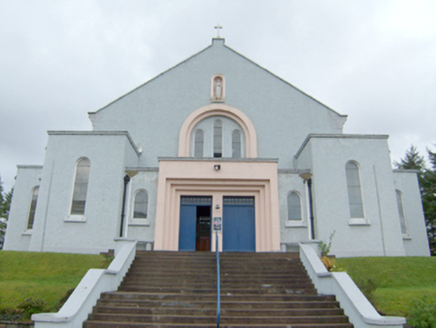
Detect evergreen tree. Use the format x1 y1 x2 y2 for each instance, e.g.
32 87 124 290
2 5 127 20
0 176 6 248
423 148 436 255
0 175 13 249
394 145 426 176
428 148 436 170
396 146 436 255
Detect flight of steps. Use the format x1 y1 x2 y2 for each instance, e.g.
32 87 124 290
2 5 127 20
83 251 353 327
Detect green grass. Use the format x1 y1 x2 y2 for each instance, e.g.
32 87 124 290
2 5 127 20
0 251 112 313
336 257 436 317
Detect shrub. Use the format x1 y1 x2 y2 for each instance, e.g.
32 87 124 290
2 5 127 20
354 278 380 305
56 288 75 311
321 256 335 271
17 297 47 319
407 295 436 328
319 231 336 257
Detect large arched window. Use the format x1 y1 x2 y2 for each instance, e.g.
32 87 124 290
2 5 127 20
194 129 204 158
133 190 148 219
232 130 241 158
396 190 408 235
27 186 39 230
346 161 364 218
287 192 302 221
189 115 247 158
213 119 222 158
71 158 90 215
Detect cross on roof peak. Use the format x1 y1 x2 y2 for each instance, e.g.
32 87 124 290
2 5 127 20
214 24 223 38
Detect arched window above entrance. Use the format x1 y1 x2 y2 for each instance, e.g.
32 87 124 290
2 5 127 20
179 104 257 158
189 116 245 158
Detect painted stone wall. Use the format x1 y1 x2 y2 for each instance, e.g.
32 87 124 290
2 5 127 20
3 166 42 251
20 132 140 254
393 170 430 256
89 39 346 170
296 135 408 257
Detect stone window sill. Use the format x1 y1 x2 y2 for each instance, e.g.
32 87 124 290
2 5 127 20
129 219 150 226
285 221 307 228
65 215 87 223
348 218 370 226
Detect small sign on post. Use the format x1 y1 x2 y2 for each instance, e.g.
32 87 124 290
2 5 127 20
213 217 222 231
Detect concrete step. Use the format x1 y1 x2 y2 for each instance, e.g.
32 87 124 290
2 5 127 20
100 291 334 302
87 313 350 324
117 286 317 295
120 275 314 283
122 273 312 282
92 306 345 317
133 250 299 258
84 322 353 327
96 298 342 310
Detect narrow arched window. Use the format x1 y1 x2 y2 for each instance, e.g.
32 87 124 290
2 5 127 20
346 161 364 218
396 190 407 235
213 120 222 158
194 129 204 157
27 186 39 230
134 190 148 219
71 158 90 215
232 130 241 158
287 192 302 220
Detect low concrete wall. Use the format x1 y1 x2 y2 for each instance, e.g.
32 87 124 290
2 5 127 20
0 323 34 328
32 239 137 328
300 243 406 328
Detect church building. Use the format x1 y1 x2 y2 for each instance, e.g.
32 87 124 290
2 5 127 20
4 37 430 257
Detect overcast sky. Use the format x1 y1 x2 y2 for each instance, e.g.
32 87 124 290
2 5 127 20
1 0 435 192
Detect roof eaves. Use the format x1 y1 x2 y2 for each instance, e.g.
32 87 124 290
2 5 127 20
89 44 214 116
223 44 347 119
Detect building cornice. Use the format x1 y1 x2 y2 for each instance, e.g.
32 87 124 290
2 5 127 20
294 134 389 159
158 157 278 163
17 165 43 169
47 130 140 156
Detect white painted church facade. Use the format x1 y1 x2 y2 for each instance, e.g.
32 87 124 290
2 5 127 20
4 38 430 257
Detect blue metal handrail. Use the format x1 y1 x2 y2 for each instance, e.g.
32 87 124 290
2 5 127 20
215 229 221 327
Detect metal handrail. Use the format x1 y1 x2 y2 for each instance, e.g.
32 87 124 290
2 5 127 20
215 229 221 327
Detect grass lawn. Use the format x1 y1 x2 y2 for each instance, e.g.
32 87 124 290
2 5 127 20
0 251 112 314
336 257 436 317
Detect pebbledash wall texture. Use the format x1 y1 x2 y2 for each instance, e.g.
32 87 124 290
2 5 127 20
4 38 430 257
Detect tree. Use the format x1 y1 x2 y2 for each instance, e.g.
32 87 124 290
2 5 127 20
422 149 436 255
394 145 426 175
395 146 436 255
0 175 13 249
428 148 436 171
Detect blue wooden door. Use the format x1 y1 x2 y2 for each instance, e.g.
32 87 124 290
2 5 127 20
223 197 255 252
179 204 197 251
178 196 212 251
